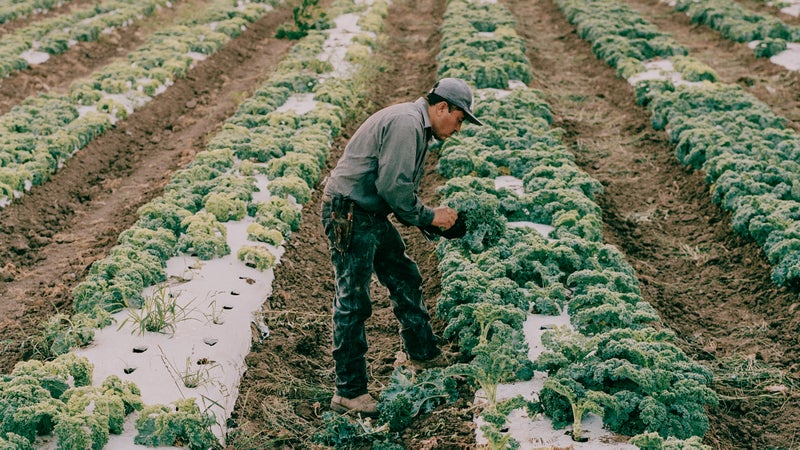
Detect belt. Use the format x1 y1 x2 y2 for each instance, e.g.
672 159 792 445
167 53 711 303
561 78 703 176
322 194 386 218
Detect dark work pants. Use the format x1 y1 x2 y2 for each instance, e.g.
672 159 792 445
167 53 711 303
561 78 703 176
321 201 440 398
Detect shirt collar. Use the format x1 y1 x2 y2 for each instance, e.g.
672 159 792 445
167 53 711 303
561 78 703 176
415 97 433 142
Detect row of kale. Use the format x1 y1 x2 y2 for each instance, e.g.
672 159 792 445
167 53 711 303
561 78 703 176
371 0 716 448
0 0 175 78
669 0 800 58
0 0 73 27
559 0 800 288
45 0 384 355
0 0 295 446
0 1 387 448
0 354 148 450
0 0 279 208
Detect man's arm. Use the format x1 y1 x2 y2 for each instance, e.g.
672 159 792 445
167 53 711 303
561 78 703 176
374 116 435 227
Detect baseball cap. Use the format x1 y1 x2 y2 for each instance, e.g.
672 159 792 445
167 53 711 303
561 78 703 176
429 78 483 126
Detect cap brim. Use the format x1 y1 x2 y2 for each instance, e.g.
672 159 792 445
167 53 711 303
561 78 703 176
463 109 483 126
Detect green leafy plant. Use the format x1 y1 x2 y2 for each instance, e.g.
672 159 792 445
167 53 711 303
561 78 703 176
541 376 617 442
536 326 718 439
313 411 395 448
629 431 711 449
204 192 247 222
134 398 220 449
479 396 532 450
275 0 331 40
448 323 533 409
39 308 113 357
177 212 231 260
0 432 33 449
377 367 459 432
237 245 277 271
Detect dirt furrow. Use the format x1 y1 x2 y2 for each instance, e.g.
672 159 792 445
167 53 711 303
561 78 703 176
503 0 800 448
733 0 800 26
622 0 800 128
0 4 293 372
229 0 478 447
0 0 213 116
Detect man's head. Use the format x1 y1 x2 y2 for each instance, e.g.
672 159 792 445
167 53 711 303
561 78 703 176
426 78 483 141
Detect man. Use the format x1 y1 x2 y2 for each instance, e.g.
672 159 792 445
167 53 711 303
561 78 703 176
321 78 483 417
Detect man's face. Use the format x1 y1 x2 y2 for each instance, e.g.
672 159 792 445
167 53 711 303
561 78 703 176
430 102 465 141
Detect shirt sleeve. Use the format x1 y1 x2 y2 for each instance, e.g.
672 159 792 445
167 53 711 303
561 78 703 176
374 115 435 227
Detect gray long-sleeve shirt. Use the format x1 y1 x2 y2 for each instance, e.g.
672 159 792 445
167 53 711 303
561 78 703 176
323 97 435 227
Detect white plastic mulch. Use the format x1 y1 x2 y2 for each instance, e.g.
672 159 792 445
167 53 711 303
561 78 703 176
52 3 374 448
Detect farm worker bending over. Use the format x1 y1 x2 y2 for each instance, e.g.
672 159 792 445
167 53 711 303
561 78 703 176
321 77 483 417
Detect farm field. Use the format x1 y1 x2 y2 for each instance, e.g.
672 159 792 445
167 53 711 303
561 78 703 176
0 0 798 448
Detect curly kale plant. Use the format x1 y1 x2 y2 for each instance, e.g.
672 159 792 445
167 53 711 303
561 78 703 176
536 327 718 439
630 431 711 449
71 244 167 314
251 195 302 237
568 286 660 335
444 302 526 357
268 175 312 204
177 212 230 260
0 355 124 445
0 432 32 449
448 323 533 408
135 398 219 450
440 181 507 252
542 375 617 442
39 308 112 356
313 411 399 448
204 192 247 222
238 245 276 271
377 367 459 432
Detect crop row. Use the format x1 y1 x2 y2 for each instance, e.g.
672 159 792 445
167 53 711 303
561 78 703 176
56 2 381 349
668 0 800 58
0 0 388 446
0 0 73 26
0 0 175 78
60 1 387 333
557 0 800 289
368 0 717 447
0 0 279 210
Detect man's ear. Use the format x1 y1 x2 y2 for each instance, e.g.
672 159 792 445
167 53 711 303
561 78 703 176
433 101 448 117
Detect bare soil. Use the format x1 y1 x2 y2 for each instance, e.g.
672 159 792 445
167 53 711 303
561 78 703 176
0 0 798 448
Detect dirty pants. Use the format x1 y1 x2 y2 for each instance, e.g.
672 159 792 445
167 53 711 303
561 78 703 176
322 200 440 398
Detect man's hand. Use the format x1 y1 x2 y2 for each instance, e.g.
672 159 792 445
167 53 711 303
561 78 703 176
431 206 458 229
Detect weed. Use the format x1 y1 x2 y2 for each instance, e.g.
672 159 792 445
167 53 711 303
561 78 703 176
118 284 195 336
680 243 710 266
161 346 221 390
205 300 225 325
181 356 219 389
204 291 228 325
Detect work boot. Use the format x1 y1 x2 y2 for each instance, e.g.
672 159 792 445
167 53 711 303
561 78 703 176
330 393 379 418
408 350 458 371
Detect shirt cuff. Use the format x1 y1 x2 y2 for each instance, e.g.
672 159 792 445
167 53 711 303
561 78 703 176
420 206 435 227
